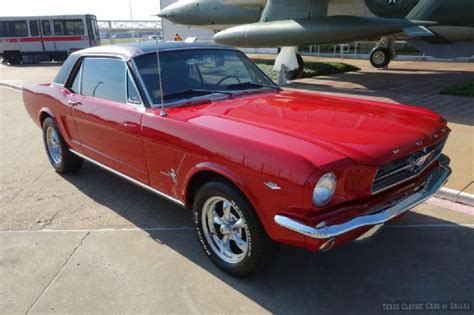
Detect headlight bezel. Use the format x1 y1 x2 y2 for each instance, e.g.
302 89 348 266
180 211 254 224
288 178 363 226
312 172 337 207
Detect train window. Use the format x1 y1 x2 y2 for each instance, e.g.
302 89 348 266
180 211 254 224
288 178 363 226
41 20 52 36
53 19 84 36
1 21 28 37
86 16 100 41
53 20 64 35
29 20 39 37
0 23 4 38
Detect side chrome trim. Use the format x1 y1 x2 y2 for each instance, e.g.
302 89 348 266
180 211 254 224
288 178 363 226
69 149 185 207
275 161 451 240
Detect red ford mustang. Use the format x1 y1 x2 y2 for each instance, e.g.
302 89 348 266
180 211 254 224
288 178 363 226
23 42 451 276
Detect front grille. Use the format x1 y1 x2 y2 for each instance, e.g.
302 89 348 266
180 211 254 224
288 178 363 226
372 138 446 194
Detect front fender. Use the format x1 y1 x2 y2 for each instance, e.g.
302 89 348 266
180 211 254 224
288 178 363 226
180 161 249 205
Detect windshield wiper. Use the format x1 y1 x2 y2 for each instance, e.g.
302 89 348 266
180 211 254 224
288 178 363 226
163 89 233 101
226 82 280 91
165 89 234 108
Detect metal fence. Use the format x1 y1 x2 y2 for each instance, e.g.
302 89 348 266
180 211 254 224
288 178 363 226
97 20 162 45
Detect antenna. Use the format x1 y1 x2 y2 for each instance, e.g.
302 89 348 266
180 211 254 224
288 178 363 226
155 23 166 117
156 24 166 117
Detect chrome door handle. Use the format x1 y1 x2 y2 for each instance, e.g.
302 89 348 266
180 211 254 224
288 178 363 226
68 100 82 107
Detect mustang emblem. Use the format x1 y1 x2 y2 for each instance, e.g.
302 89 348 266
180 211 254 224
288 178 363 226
160 169 178 184
411 151 434 172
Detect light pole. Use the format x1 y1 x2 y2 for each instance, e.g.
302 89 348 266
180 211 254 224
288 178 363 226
129 0 135 42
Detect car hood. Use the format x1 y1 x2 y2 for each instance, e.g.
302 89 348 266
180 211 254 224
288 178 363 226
178 90 448 166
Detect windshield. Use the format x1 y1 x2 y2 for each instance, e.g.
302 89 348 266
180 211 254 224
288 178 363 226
133 49 277 106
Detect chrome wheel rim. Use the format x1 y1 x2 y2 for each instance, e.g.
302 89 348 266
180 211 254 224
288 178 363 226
46 127 62 165
201 196 249 264
373 51 386 65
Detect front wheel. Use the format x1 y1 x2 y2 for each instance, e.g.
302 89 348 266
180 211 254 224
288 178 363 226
370 47 392 68
193 181 277 277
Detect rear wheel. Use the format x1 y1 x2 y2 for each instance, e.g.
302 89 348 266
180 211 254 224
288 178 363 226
4 51 22 65
42 118 83 173
193 181 277 277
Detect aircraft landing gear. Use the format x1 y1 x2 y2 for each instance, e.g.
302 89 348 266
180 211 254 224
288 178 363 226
274 47 305 84
370 37 395 69
370 47 392 68
286 53 304 80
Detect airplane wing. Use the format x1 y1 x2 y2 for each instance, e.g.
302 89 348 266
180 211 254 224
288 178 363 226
214 0 438 47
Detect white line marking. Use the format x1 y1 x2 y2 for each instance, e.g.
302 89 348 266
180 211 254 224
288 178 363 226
1 224 473 234
387 224 474 228
0 226 194 234
427 197 474 216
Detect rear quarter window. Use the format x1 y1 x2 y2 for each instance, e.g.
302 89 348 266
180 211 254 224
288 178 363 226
53 54 80 85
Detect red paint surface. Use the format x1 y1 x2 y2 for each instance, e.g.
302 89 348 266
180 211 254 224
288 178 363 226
22 84 449 251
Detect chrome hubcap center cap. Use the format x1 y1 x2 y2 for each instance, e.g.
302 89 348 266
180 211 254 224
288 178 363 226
201 197 250 264
219 224 232 235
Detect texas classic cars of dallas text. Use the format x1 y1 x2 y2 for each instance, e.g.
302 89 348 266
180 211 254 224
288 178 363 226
22 42 451 276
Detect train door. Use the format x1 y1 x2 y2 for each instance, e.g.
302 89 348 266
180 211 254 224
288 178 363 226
40 19 56 52
27 19 44 52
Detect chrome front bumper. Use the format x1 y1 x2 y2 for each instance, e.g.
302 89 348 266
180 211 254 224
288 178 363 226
274 163 451 240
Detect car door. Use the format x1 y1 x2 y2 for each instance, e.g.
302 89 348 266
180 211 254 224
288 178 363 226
68 57 148 183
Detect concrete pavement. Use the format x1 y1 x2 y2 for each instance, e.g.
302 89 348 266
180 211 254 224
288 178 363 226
1 60 474 314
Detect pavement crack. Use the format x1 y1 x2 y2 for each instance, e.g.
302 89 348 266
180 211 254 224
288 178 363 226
24 231 91 314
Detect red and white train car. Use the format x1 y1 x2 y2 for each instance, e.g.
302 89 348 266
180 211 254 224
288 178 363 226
0 14 100 64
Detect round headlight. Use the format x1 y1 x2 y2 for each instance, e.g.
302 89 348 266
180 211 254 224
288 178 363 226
313 173 337 206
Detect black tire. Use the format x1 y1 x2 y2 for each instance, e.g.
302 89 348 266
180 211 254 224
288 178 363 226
42 118 83 173
4 51 22 65
370 47 392 68
286 53 305 80
193 181 278 277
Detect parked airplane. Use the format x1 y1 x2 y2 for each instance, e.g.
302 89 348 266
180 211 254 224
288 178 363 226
158 0 474 72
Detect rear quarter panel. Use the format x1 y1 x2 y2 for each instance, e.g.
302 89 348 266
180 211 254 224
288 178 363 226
23 83 80 150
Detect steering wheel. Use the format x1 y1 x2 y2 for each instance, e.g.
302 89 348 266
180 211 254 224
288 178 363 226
216 75 241 86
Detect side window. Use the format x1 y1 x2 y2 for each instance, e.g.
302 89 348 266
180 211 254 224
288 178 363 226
53 19 84 36
29 20 39 37
0 23 5 38
65 20 84 35
41 20 52 36
53 20 64 35
127 73 141 104
81 58 126 104
5 21 28 37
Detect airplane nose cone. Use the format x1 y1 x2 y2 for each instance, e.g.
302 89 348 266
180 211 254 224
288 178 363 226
214 25 248 47
158 2 189 20
157 6 175 18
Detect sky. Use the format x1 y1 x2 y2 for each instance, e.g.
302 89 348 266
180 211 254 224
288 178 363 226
2 0 162 21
